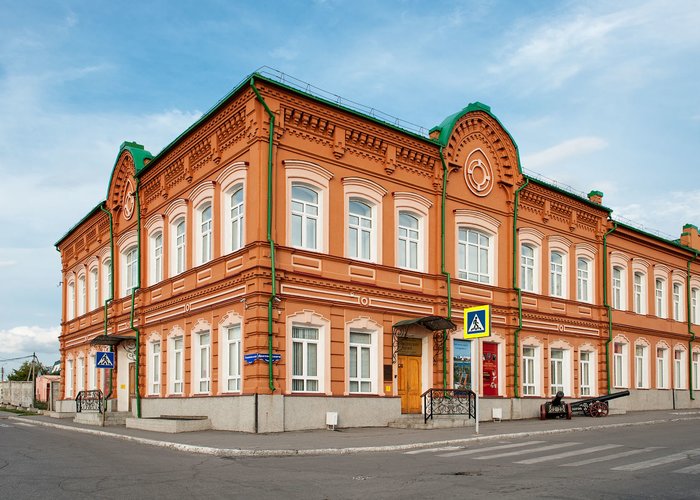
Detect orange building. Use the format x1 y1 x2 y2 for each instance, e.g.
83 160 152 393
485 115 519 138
55 70 700 431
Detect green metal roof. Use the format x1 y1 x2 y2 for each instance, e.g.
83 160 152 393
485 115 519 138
54 201 105 248
525 176 612 213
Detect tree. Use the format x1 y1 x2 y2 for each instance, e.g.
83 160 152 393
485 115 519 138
7 359 48 381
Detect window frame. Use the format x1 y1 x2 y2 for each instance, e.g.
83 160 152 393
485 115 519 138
655 278 667 318
458 227 493 284
634 343 649 389
672 281 684 322
347 198 376 262
291 183 321 251
197 203 213 266
397 211 422 271
579 350 594 397
520 243 536 293
192 328 211 394
77 274 86 316
549 250 566 298
656 345 669 389
633 271 647 314
66 280 75 320
172 218 186 276
168 334 184 395
577 257 592 303
227 185 245 253
522 344 540 396
65 358 74 398
89 267 99 311
150 231 163 285
613 340 629 388
674 348 686 389
221 323 242 393
148 338 161 396
123 246 138 297
348 330 376 394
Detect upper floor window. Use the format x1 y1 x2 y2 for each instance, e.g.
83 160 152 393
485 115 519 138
458 228 491 284
89 268 99 310
577 258 592 303
291 185 319 250
633 272 646 314
229 187 244 253
124 247 138 296
150 232 163 285
198 205 212 265
612 266 623 310
398 212 420 271
77 275 86 316
172 219 186 275
348 199 374 261
550 251 565 298
520 244 535 292
66 281 75 320
672 282 683 321
692 288 700 325
102 259 112 301
655 278 667 318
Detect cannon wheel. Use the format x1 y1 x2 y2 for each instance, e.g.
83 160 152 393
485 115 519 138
589 401 609 417
539 404 547 420
565 403 572 420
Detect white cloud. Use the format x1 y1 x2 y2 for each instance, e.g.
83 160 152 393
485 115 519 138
0 260 16 268
0 325 60 357
522 136 608 169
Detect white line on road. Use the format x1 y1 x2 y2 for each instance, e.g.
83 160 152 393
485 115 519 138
673 463 700 475
474 442 579 460
516 444 623 464
438 441 546 458
12 422 36 427
405 446 461 455
612 449 700 471
561 447 663 467
0 423 10 427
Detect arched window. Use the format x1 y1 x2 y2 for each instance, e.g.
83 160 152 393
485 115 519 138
520 244 535 292
124 247 138 296
458 228 491 284
102 259 112 300
692 287 700 324
66 281 75 320
229 187 244 252
577 257 592 302
550 251 565 298
655 278 667 318
150 232 163 284
198 204 212 265
291 184 319 250
672 282 683 321
612 266 623 309
77 275 86 316
89 268 99 310
348 199 374 261
633 272 646 314
172 219 186 275
398 211 420 270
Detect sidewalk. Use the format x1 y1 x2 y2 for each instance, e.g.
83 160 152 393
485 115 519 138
8 409 700 457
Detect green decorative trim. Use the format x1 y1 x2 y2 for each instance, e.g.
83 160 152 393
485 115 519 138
587 190 604 198
683 223 698 231
527 177 612 213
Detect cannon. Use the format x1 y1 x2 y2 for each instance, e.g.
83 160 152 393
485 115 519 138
539 391 572 420
569 390 630 417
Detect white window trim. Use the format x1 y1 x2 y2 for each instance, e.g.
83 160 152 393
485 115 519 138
195 202 213 266
148 231 163 286
345 317 382 396
455 210 500 286
674 347 686 389
521 338 542 396
633 270 647 315
88 267 99 311
576 244 597 304
219 311 244 394
65 357 74 398
519 228 543 294
634 341 650 389
656 343 670 389
613 337 629 389
579 346 597 397
192 321 212 394
165 199 188 278
394 192 431 273
77 273 86 316
167 327 185 395
548 236 571 299
343 177 386 264
102 258 112 302
147 334 162 396
549 341 572 397
217 161 248 256
692 349 700 391
347 197 378 262
691 285 700 325
66 279 76 321
672 278 684 322
75 355 85 394
286 310 330 395
87 351 97 391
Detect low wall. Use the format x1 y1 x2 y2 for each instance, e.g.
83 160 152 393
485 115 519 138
0 381 33 407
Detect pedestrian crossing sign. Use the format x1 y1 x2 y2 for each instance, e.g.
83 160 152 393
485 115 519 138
96 351 115 369
464 305 491 339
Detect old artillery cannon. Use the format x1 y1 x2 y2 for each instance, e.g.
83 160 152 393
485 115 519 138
539 391 571 420
570 390 630 417
539 389 631 420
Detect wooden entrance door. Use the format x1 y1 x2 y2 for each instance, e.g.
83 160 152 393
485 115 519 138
398 355 422 413
128 363 135 412
482 342 499 397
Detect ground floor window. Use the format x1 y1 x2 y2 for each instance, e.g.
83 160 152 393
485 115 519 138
613 342 628 388
170 336 184 394
223 325 242 392
693 352 699 391
292 326 320 392
674 349 685 389
635 344 649 389
522 346 539 396
349 331 373 393
657 347 668 389
149 340 161 395
550 349 564 395
65 359 74 398
579 351 593 396
452 339 472 390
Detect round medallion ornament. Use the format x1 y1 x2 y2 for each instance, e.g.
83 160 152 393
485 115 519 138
123 179 135 220
464 149 494 197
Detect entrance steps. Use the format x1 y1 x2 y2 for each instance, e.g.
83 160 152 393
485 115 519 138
74 411 131 427
388 414 475 429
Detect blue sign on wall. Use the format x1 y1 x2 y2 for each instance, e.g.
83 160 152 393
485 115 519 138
244 353 282 364
96 351 115 369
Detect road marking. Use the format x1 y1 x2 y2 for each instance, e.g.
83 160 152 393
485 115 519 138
405 446 461 455
561 447 663 467
12 422 36 427
0 423 10 428
474 442 579 460
673 463 700 474
612 449 700 471
439 441 546 458
516 444 623 464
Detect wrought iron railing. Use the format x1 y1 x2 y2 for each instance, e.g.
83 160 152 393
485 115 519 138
422 388 476 424
75 389 104 414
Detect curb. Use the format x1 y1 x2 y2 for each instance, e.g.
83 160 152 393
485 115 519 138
9 416 700 458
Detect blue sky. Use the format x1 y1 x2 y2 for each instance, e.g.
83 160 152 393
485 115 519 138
1 0 699 374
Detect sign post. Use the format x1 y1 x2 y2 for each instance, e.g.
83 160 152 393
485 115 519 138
464 305 491 434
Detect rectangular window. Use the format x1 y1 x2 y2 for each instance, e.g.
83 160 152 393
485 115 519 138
88 353 96 391
102 260 112 301
89 268 99 311
291 185 319 250
150 341 161 395
655 278 666 318
520 244 535 292
673 283 682 321
67 282 75 320
152 233 163 284
174 220 186 275
657 347 667 388
692 288 699 324
577 258 590 302
198 332 211 393
225 325 242 392
398 212 420 271
458 228 491 284
292 326 319 392
65 359 74 398
453 339 472 390
77 276 86 316
76 357 84 393
613 342 625 388
349 332 373 393
230 187 244 252
550 349 564 395
522 346 537 395
125 247 138 295
693 352 699 391
633 272 644 314
612 267 622 310
172 337 184 394
348 200 373 261
550 251 564 298
580 351 592 396
200 206 212 265
674 350 684 389
635 344 648 389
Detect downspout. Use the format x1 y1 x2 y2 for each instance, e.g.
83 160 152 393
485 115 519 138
512 178 529 398
603 221 618 394
250 78 276 392
438 147 451 389
129 177 142 418
687 250 698 400
98 204 115 404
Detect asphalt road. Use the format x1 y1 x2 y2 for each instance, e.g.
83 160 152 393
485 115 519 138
1 413 699 499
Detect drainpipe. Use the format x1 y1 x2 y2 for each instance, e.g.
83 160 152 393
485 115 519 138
512 178 529 398
438 147 452 389
98 204 115 405
129 177 142 418
250 78 276 392
603 221 618 394
687 250 698 400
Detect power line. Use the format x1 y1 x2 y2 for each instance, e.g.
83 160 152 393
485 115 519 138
0 354 35 363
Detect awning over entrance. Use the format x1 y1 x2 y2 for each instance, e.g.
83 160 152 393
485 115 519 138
89 335 135 346
391 315 457 362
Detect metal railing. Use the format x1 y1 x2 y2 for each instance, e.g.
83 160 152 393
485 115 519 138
75 389 104 414
422 388 476 424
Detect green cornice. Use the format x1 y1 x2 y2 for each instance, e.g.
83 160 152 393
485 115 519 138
119 141 153 175
526 176 612 213
588 190 604 198
54 201 106 248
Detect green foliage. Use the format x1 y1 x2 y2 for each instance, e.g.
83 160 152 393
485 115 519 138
6 360 48 381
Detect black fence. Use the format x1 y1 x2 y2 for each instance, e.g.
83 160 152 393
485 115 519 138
422 388 476 424
75 389 104 414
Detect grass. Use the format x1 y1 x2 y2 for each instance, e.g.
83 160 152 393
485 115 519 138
0 407 37 416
